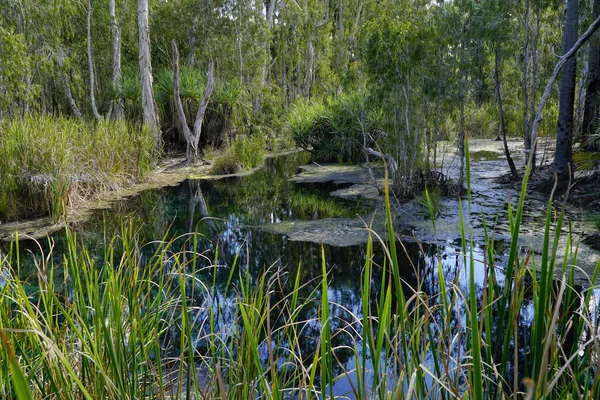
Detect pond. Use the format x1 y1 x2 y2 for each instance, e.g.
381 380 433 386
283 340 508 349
2 150 600 397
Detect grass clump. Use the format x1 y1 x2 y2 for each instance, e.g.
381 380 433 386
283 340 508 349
0 115 156 222
288 94 384 163
210 133 265 174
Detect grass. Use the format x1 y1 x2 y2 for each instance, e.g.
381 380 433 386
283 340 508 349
210 132 266 175
1 150 600 398
0 115 156 222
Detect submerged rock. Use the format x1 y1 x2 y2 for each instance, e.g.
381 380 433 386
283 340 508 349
262 215 387 247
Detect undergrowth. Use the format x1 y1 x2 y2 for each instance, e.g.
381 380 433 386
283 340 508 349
0 115 156 222
288 94 384 163
210 132 266 175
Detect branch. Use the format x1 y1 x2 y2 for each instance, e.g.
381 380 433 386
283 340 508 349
530 12 600 164
172 40 193 143
366 147 398 175
192 60 215 143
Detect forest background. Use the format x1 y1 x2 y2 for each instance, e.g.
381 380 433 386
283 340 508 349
1 0 600 222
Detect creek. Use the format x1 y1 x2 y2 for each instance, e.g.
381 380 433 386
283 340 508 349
2 144 600 396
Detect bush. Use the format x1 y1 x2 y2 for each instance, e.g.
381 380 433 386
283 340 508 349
288 94 385 163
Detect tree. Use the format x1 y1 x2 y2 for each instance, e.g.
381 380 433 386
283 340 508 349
582 0 600 151
109 0 125 120
87 0 102 120
553 0 579 178
172 40 215 163
138 0 160 146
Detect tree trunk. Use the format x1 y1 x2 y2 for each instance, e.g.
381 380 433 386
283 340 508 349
172 40 215 164
522 0 532 152
57 48 82 118
582 0 600 150
530 8 600 170
138 0 161 146
87 0 101 120
553 0 579 178
109 0 124 120
494 40 519 180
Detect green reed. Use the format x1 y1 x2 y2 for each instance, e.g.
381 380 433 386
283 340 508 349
1 149 600 398
0 115 156 222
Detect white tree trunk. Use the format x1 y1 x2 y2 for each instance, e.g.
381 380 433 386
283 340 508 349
87 0 102 120
172 40 215 163
109 0 124 119
138 0 160 145
57 47 82 118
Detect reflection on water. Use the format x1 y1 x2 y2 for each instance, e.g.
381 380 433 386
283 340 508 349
4 152 599 397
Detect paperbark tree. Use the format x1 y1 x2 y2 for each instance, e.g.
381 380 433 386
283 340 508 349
172 40 215 163
87 0 101 120
138 0 161 146
109 0 125 120
553 0 579 178
530 7 600 170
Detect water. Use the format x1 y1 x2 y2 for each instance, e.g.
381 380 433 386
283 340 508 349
3 150 599 397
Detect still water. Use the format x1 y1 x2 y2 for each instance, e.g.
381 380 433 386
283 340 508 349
3 152 598 397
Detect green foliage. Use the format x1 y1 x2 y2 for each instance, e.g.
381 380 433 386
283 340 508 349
464 103 499 138
0 115 156 222
210 133 266 175
288 94 384 163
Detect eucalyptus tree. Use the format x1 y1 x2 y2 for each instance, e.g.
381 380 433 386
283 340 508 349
109 0 127 119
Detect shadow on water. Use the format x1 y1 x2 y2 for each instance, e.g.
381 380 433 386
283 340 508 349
3 151 598 396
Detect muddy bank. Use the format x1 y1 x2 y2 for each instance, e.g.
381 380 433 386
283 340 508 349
0 150 300 242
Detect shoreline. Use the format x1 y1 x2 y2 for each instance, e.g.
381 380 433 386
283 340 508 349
0 149 302 242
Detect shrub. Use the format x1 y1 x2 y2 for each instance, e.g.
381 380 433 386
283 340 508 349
210 132 266 175
288 94 385 163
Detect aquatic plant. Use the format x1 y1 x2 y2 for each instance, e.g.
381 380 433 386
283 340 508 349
1 143 599 398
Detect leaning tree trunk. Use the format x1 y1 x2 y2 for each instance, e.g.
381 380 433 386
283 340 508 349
57 48 82 118
553 0 579 179
494 40 519 180
138 0 161 146
87 0 101 120
530 6 600 170
172 40 215 164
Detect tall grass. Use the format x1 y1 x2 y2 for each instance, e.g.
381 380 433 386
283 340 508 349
210 132 266 175
0 115 156 222
1 156 599 398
